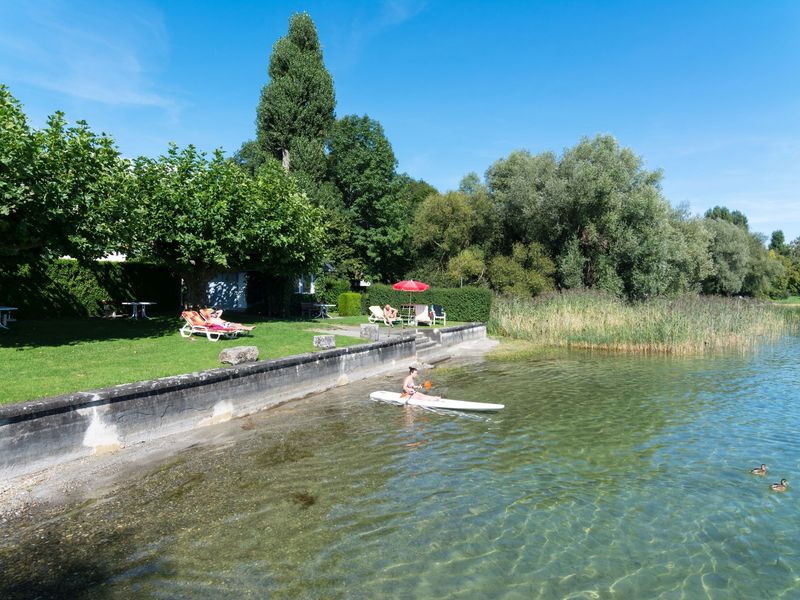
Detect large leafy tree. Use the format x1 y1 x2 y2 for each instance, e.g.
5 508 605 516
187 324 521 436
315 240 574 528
327 114 402 279
255 12 335 171
412 191 479 269
128 145 324 304
0 85 129 261
486 136 677 300
702 218 752 295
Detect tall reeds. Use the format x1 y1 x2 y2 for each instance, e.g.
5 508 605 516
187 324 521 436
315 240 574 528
489 291 796 355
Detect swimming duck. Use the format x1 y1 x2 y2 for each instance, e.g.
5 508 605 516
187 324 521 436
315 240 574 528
750 464 768 475
770 479 789 492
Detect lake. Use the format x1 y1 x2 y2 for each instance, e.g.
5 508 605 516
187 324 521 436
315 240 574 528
1 336 798 599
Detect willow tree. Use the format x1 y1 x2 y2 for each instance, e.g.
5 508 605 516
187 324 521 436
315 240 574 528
255 12 335 171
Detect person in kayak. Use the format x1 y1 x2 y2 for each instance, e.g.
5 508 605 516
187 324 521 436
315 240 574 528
402 367 440 403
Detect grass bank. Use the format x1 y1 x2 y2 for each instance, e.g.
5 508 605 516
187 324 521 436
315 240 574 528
490 291 797 355
0 316 365 405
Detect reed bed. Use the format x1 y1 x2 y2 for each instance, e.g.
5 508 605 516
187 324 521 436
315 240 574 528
489 291 797 355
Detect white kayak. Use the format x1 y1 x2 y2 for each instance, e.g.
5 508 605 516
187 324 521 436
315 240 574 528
369 391 504 412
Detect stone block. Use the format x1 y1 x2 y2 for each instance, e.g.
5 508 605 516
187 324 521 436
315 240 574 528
360 323 380 341
219 346 259 365
313 335 336 350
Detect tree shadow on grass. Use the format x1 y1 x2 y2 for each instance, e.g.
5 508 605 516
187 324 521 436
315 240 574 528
0 315 179 349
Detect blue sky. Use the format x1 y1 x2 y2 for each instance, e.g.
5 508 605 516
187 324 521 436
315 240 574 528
2 0 798 240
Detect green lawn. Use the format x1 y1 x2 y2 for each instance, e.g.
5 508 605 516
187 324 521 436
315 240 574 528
0 315 365 405
772 295 800 305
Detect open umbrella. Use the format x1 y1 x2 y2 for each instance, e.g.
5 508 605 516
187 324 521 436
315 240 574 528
392 280 430 325
392 279 430 293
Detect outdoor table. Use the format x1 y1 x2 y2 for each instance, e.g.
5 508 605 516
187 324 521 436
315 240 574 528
314 303 336 319
122 301 156 319
0 306 17 329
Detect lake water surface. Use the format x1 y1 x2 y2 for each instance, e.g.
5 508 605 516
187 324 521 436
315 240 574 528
2 337 799 599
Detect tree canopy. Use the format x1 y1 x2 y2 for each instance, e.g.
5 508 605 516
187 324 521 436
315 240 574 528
0 85 129 262
255 12 335 170
128 145 324 303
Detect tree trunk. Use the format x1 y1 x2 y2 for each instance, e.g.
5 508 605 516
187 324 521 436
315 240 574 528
281 148 290 171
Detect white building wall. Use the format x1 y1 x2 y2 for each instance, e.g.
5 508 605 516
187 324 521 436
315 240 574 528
207 272 247 310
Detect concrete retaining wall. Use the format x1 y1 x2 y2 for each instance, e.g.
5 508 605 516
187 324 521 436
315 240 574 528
0 324 486 479
418 322 487 347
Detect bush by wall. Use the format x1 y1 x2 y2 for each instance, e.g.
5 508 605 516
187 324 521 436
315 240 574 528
363 284 492 322
0 259 180 318
338 292 362 316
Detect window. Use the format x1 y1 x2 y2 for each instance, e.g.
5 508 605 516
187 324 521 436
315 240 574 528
296 274 316 294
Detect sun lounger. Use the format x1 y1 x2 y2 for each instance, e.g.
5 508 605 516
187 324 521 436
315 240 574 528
179 311 239 341
414 304 432 326
199 308 254 334
368 305 401 326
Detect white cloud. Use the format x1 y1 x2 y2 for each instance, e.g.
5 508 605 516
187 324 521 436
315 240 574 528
0 1 180 114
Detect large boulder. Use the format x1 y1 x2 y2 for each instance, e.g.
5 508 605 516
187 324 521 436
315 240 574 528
313 335 336 350
219 346 259 365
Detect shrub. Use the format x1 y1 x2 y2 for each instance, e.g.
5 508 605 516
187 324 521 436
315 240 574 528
338 292 362 316
363 284 492 322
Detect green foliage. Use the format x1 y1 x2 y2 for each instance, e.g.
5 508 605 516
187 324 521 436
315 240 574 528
232 139 266 176
256 12 335 167
485 136 677 301
447 247 488 287
337 292 362 316
364 283 492 322
0 85 130 261
315 276 351 304
769 230 788 255
702 218 752 295
489 242 555 298
663 214 713 294
413 191 479 268
0 259 179 318
128 145 324 304
557 237 585 289
327 114 408 279
704 206 749 229
741 233 785 298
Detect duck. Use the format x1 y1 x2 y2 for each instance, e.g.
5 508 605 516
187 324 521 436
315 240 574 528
750 464 768 475
770 479 789 492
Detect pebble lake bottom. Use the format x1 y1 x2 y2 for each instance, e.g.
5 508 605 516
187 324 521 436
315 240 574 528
1 336 799 599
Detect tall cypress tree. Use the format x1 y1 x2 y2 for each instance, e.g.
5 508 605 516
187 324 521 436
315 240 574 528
256 12 335 171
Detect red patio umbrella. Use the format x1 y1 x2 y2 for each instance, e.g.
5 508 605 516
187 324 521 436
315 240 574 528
392 280 430 324
392 279 430 292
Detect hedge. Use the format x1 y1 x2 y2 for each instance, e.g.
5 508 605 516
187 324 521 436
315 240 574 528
0 259 180 318
315 277 352 305
338 292 362 316
362 284 492 322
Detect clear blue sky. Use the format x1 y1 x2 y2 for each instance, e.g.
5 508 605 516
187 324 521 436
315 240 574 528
2 0 798 240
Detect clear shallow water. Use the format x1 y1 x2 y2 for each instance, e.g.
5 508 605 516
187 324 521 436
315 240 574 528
2 338 799 599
